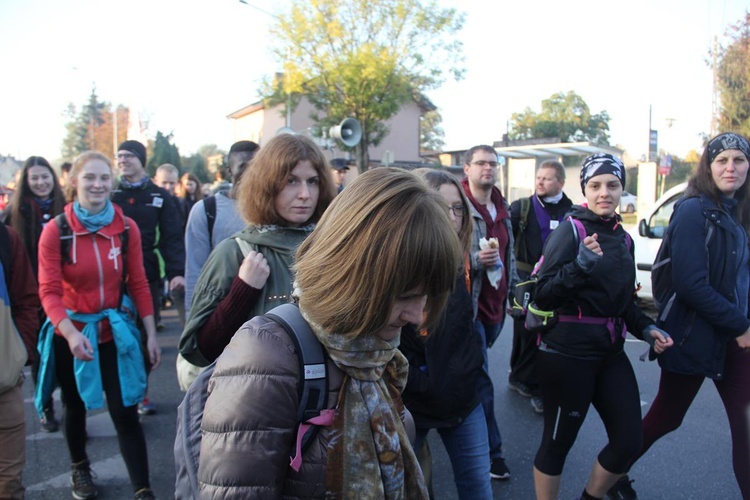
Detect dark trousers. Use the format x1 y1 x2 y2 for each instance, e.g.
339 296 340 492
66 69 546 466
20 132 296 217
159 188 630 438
637 341 750 499
54 335 151 491
148 279 161 325
509 318 540 395
534 350 642 476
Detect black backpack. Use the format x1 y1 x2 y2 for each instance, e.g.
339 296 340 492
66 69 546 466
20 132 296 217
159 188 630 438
203 196 217 250
173 303 329 500
652 210 714 319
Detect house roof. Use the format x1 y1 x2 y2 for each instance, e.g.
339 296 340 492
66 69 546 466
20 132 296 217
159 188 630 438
226 101 264 119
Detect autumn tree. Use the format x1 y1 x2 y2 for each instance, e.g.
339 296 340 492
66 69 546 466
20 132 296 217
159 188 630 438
147 131 181 177
508 91 611 146
267 0 464 172
713 12 750 136
61 87 129 159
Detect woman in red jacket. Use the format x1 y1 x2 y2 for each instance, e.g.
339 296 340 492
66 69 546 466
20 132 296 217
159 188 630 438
37 151 160 500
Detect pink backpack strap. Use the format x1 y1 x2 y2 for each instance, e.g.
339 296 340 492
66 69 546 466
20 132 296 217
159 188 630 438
289 409 336 472
569 217 587 245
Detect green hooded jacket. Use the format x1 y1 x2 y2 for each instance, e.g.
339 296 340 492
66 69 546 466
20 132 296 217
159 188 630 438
179 223 314 366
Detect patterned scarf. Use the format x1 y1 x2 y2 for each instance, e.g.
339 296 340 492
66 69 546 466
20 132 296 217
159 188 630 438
300 307 428 500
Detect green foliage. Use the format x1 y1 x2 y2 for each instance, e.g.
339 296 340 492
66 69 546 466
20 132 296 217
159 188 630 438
508 91 611 145
61 88 129 159
182 154 210 183
663 154 697 191
420 109 445 152
147 131 181 177
61 103 89 160
714 13 750 136
267 0 465 171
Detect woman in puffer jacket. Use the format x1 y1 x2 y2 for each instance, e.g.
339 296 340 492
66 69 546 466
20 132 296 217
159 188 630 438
198 168 462 499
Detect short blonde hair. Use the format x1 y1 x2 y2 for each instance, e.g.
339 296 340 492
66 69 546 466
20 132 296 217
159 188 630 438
237 134 336 225
295 167 462 339
66 151 113 202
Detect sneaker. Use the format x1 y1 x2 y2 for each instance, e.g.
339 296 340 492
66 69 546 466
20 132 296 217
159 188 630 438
490 457 511 480
508 380 532 398
134 487 156 500
530 396 544 414
40 405 60 433
70 460 97 499
156 321 166 331
137 397 156 416
606 475 638 500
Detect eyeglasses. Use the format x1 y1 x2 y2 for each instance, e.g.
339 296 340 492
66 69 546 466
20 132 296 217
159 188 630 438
116 153 137 161
470 160 499 168
449 204 466 217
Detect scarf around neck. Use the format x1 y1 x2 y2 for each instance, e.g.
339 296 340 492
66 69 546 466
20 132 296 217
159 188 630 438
300 306 428 499
73 200 115 232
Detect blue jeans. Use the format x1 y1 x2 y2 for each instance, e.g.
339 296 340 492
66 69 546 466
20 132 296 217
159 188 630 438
475 320 503 459
415 404 492 500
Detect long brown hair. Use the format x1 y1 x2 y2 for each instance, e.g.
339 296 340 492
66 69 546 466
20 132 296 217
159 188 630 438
7 156 65 264
686 132 750 230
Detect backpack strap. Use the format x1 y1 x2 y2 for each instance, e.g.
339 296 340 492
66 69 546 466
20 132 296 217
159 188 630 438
54 213 74 265
514 197 533 273
204 196 217 250
0 223 13 288
569 217 587 245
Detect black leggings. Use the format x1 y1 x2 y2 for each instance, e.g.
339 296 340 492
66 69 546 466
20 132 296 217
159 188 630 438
54 335 151 491
534 349 642 476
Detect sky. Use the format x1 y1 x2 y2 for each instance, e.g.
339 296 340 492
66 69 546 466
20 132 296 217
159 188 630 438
0 0 746 165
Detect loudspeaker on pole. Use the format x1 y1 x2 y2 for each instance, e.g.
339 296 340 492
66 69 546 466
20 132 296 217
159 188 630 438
329 118 362 148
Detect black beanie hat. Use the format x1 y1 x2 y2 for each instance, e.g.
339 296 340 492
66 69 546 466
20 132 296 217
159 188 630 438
118 140 147 167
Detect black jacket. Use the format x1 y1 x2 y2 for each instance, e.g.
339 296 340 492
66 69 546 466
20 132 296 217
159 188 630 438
400 274 484 429
510 193 573 278
534 206 652 359
658 195 750 379
112 180 185 282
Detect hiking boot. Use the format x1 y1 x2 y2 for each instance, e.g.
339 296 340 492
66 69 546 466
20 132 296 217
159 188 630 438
490 457 511 480
40 404 60 433
134 487 156 500
508 380 532 398
531 395 544 414
606 475 638 500
70 460 97 499
137 397 156 416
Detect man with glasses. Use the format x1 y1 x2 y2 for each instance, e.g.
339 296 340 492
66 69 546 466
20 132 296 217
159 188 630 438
509 160 572 415
112 140 185 415
462 144 518 481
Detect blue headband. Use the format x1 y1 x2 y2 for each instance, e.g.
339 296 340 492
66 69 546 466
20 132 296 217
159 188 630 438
707 133 750 164
580 153 626 195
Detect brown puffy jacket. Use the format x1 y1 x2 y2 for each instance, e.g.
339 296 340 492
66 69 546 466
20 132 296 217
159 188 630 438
198 315 343 499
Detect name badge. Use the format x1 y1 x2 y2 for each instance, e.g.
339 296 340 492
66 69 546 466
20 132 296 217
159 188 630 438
550 220 559 230
152 197 164 208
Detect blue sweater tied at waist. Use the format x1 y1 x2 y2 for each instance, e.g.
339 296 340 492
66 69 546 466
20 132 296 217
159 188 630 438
35 295 146 418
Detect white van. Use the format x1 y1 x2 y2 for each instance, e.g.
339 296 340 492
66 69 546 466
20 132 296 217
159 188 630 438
627 182 687 300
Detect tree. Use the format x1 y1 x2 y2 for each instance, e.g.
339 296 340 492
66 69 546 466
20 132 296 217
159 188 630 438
713 13 750 136
420 109 445 152
508 91 611 145
60 88 129 159
182 153 211 183
267 0 465 172
147 131 181 177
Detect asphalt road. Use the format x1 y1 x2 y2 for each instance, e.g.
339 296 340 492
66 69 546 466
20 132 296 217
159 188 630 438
21 304 742 499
